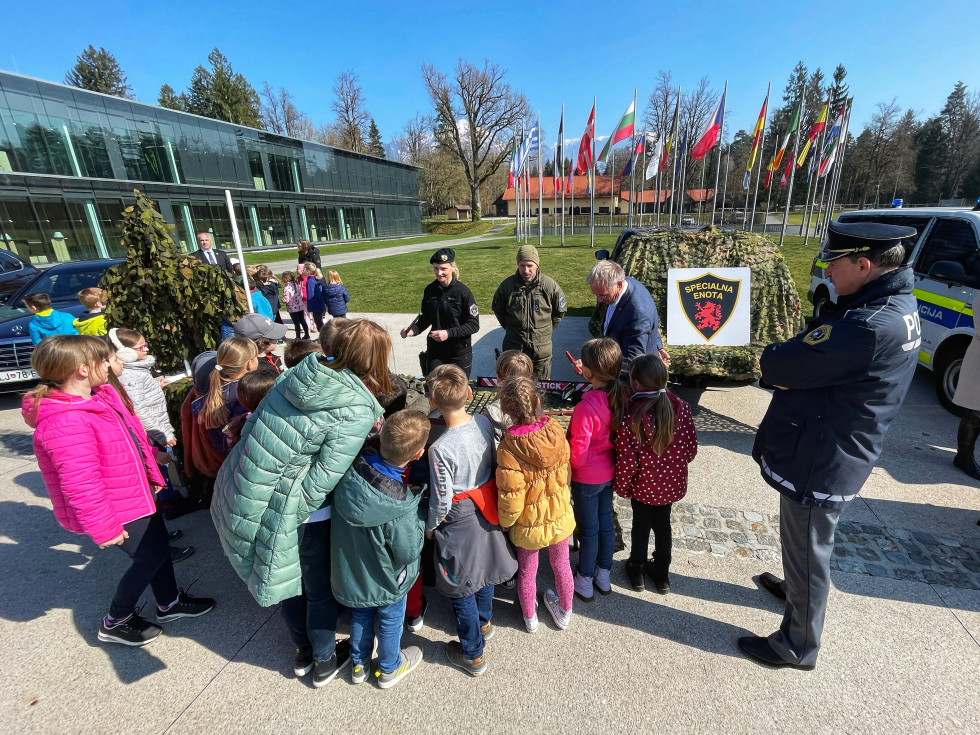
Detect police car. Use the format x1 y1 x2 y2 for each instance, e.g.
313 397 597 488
808 207 978 412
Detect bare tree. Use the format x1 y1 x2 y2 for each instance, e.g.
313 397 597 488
260 82 311 138
680 77 719 141
643 70 675 141
422 58 530 220
331 71 370 153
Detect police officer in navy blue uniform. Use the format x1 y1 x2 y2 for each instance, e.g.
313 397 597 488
739 221 922 670
400 248 480 377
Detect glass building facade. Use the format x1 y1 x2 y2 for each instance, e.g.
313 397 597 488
0 72 422 264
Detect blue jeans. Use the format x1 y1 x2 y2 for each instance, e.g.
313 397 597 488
280 520 337 662
571 481 615 577
350 596 407 673
450 584 493 659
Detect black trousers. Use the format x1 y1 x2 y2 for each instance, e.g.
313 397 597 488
288 311 309 339
109 512 179 619
311 310 326 332
629 499 673 579
426 348 473 378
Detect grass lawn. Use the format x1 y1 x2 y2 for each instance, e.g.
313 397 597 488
339 231 820 316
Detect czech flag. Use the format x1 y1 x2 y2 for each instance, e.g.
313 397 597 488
690 88 726 161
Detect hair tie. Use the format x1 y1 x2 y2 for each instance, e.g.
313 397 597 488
214 364 223 372
633 389 665 399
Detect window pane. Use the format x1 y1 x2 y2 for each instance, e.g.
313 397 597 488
916 218 980 285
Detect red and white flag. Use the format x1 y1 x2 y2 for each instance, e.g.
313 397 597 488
575 104 595 175
690 88 727 161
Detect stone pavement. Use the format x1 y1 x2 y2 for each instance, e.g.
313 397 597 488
0 316 978 734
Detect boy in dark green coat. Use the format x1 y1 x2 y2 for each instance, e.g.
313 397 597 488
331 409 430 689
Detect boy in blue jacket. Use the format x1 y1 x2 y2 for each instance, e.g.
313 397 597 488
331 409 430 689
24 293 78 344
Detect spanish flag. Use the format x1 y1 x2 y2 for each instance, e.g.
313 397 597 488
742 91 769 190
797 96 830 168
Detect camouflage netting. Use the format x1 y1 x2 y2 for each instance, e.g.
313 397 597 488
589 226 806 380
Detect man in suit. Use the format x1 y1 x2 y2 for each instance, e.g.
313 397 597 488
192 232 233 274
587 259 670 372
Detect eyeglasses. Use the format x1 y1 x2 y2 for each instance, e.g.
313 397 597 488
135 344 149 352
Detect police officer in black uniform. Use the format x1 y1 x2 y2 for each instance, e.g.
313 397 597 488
739 221 922 670
400 248 480 377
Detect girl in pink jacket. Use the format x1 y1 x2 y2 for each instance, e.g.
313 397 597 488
22 335 215 648
566 338 628 602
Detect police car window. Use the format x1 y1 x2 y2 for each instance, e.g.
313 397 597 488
916 218 980 285
836 214 931 246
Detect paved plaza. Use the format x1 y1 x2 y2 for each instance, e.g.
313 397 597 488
1 315 978 734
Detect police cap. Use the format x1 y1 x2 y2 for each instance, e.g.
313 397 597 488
824 221 917 261
430 247 455 264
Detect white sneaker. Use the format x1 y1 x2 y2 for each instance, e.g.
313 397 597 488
524 613 539 633
543 589 570 630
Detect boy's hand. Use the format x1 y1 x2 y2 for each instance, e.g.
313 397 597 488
99 530 129 549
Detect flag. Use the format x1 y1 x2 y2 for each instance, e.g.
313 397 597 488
621 134 645 178
779 151 793 186
516 126 539 173
797 96 829 168
567 161 573 192
554 110 564 193
690 88 727 161
674 133 687 178
575 104 595 175
586 168 592 195
508 137 517 189
596 99 636 164
659 90 681 173
646 136 664 179
769 98 802 178
819 100 850 178
742 91 769 190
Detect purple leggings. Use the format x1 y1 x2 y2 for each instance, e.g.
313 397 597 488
516 537 574 619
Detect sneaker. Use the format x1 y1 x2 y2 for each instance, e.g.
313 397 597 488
377 646 422 689
156 589 215 623
480 621 495 640
524 613 539 634
625 561 645 591
293 644 314 677
405 596 428 632
167 529 184 542
169 545 194 564
445 640 487 676
98 613 162 647
312 639 352 688
573 571 594 602
594 567 612 595
500 575 517 591
351 661 370 685
543 589 570 630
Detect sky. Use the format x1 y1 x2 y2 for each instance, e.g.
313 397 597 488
3 0 979 154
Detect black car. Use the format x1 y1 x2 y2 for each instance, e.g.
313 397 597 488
0 250 40 307
0 258 123 392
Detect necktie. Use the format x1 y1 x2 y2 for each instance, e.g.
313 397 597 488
207 250 215 265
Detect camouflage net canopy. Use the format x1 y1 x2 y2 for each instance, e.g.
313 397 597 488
590 226 806 380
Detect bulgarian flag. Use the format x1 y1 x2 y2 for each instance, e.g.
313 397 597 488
768 98 802 183
575 104 596 175
596 99 636 164
690 87 727 161
742 91 769 190
797 96 830 168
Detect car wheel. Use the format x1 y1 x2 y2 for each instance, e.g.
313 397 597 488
934 346 966 416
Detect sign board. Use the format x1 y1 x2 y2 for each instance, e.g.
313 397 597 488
666 267 751 346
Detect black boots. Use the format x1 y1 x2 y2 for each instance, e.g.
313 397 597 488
954 410 980 481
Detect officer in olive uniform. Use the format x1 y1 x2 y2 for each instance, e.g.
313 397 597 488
739 221 922 670
400 248 480 377
491 244 567 380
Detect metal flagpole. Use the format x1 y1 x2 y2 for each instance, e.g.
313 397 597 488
537 111 543 247
779 97 807 247
749 84 771 231
517 122 524 241
763 133 778 234
638 132 648 227
822 99 853 239
560 103 566 246
710 80 728 226
225 190 253 313
553 141 558 238
804 109 831 246
571 161 575 237
696 166 706 225
721 138 731 227
590 96 596 249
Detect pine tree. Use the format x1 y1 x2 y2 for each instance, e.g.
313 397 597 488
172 48 262 128
65 45 133 99
158 84 188 111
367 118 386 157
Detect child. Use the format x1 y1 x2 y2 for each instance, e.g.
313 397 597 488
110 328 176 449
22 335 214 646
615 353 698 594
331 409 430 688
24 293 77 344
481 350 534 446
283 338 324 369
73 287 107 336
233 313 287 377
247 278 275 320
426 364 517 676
192 336 258 459
255 266 284 324
281 271 309 340
299 263 319 336
304 264 326 332
324 269 351 319
223 369 277 448
496 375 575 632
567 338 629 602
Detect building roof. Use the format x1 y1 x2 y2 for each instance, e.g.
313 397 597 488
686 189 716 202
452 204 472 210
502 175 621 200
620 190 672 203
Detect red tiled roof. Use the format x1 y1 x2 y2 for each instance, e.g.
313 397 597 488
620 190 672 203
686 189 715 202
502 175 621 200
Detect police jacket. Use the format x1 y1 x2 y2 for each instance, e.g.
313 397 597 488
492 271 567 358
752 266 920 509
409 278 480 354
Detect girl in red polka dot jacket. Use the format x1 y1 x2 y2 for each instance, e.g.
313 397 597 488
614 353 698 595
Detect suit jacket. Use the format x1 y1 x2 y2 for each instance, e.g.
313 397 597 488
603 276 663 367
192 247 234 274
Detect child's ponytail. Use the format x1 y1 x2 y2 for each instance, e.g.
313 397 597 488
199 337 258 429
628 353 675 455
580 337 627 436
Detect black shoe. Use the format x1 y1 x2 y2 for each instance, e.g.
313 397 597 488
312 639 352 688
654 576 670 595
756 572 786 600
167 529 184 542
737 636 815 671
625 561 645 591
170 545 194 564
98 613 162 647
643 560 670 594
293 644 314 677
156 589 215 623
953 453 980 481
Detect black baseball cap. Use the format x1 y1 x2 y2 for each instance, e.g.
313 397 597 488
824 221 917 261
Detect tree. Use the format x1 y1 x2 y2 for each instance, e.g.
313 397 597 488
167 48 262 127
331 71 370 153
100 190 246 372
366 118 386 158
643 70 677 142
913 117 946 203
158 84 188 111
390 113 430 164
939 82 980 198
65 45 134 99
260 82 314 139
422 58 530 220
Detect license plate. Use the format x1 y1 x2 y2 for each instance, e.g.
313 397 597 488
0 368 37 383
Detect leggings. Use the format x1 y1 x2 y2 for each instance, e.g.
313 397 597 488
516 537 573 620
109 512 179 619
311 310 325 332
288 311 309 339
630 499 673 579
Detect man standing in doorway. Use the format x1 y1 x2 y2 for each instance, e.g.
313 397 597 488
491 244 567 380
192 232 233 274
740 221 921 670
